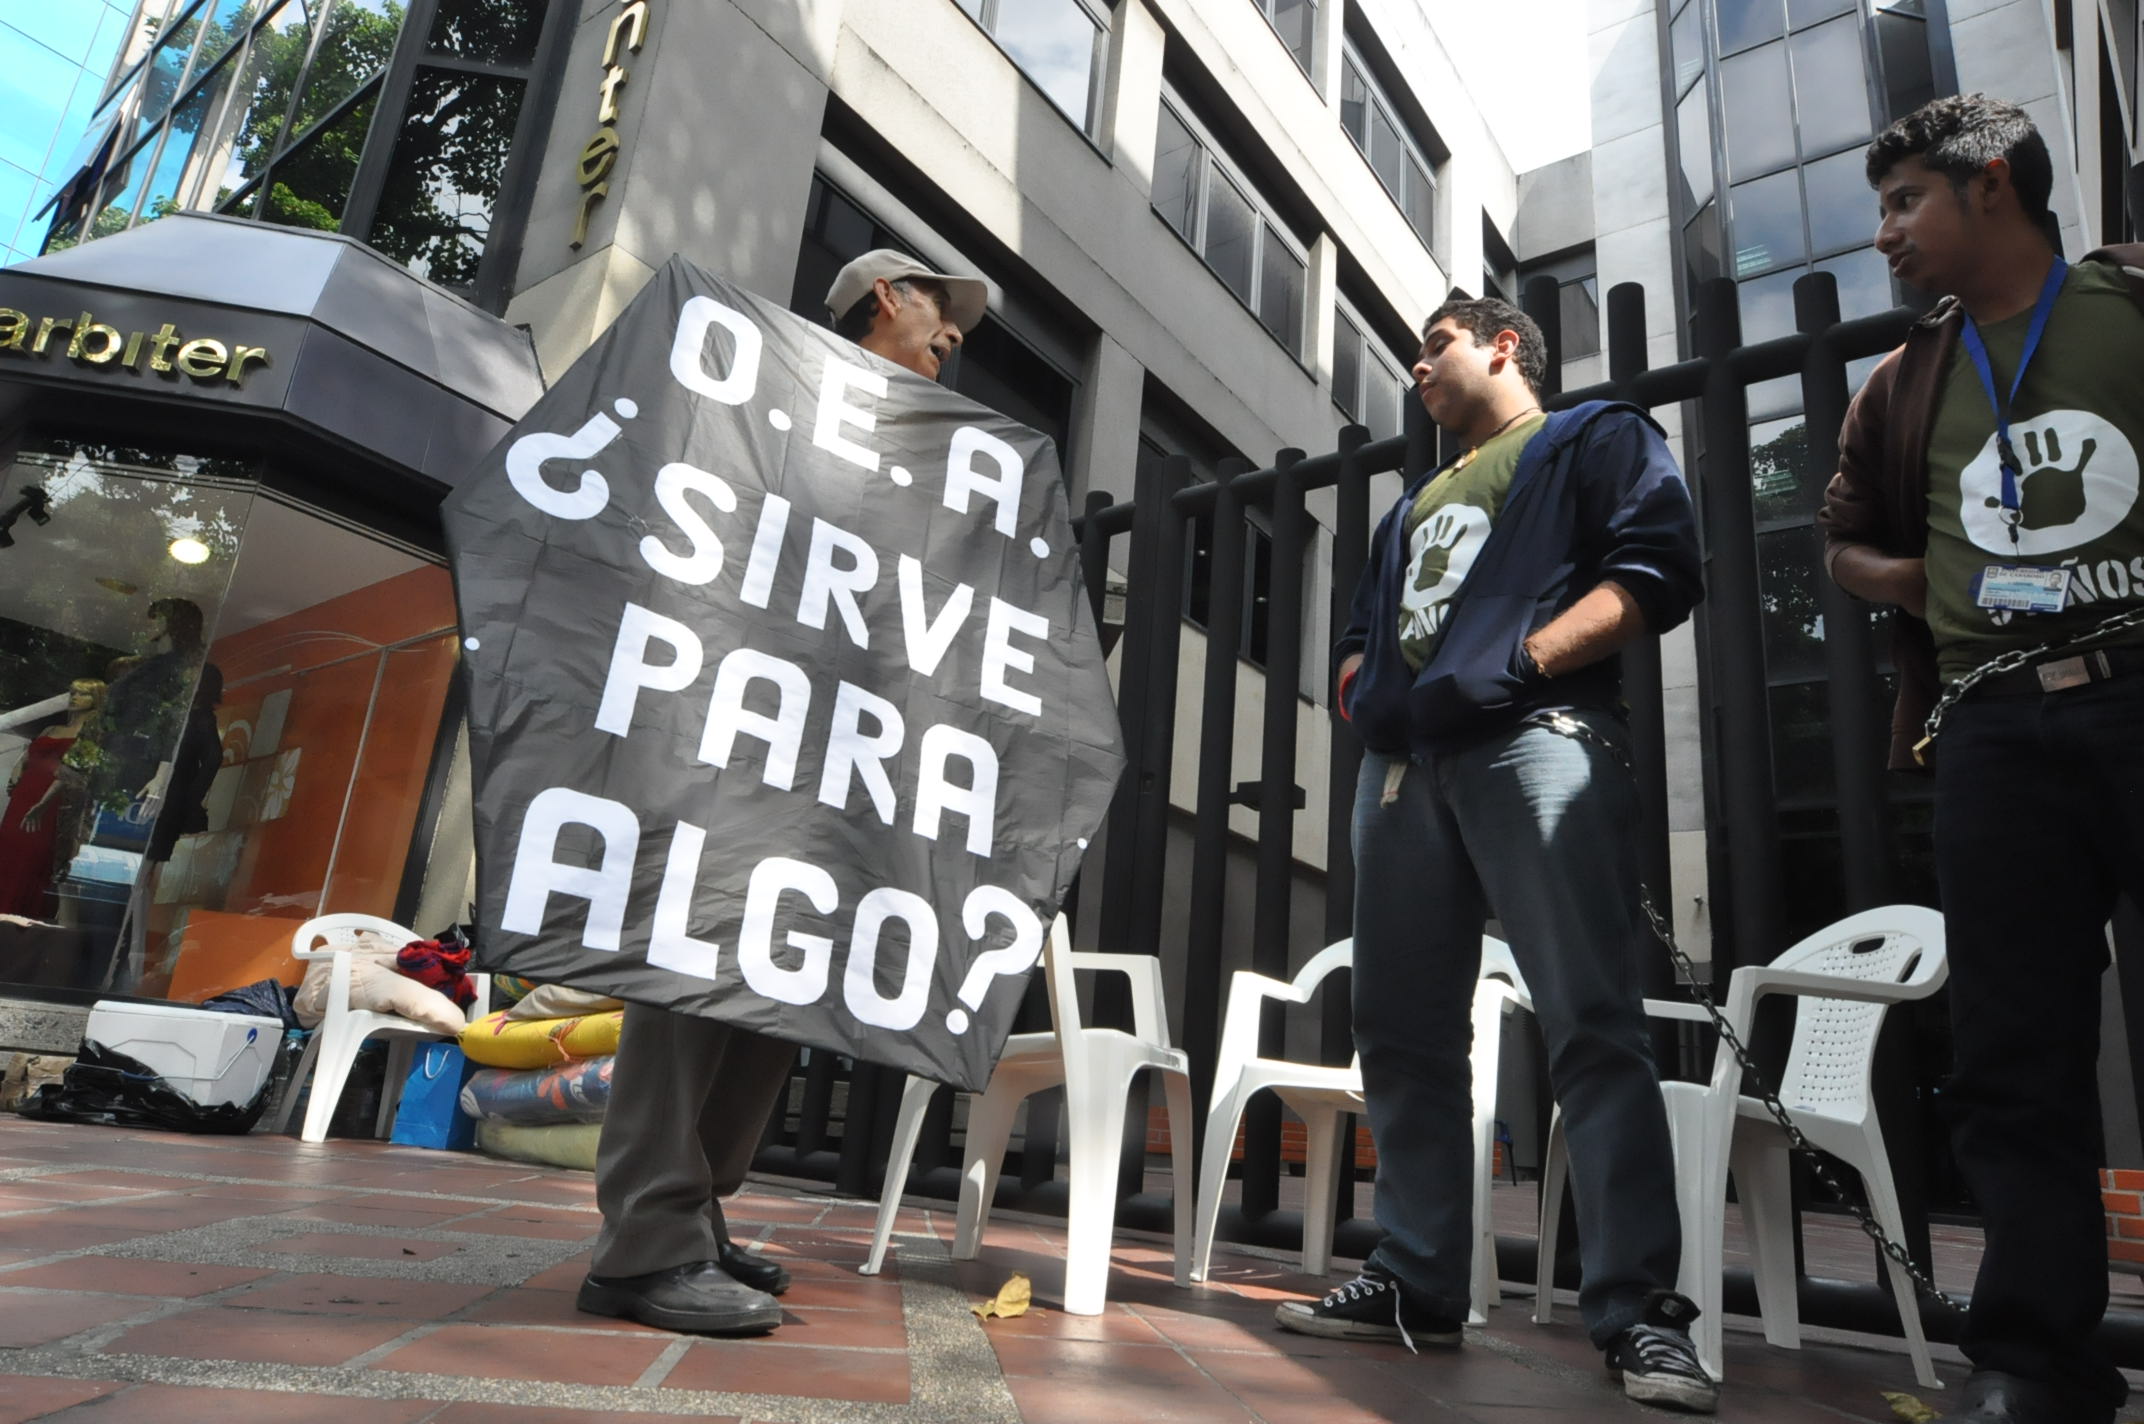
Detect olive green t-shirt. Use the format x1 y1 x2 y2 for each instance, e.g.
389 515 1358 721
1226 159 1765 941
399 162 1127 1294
1398 413 1546 671
1924 261 2144 682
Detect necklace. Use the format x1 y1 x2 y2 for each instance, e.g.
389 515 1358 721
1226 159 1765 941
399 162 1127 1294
1443 406 1542 476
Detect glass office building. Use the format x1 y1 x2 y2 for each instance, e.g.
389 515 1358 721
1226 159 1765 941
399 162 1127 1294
1663 0 1952 944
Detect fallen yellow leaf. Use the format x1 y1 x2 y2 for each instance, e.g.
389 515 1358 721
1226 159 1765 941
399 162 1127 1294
972 1272 1033 1321
1880 1392 1938 1423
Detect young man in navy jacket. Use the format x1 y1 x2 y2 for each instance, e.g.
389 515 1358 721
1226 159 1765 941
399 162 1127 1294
1274 297 1714 1414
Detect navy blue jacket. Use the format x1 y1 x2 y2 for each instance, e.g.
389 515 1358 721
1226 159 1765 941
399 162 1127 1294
1335 401 1703 756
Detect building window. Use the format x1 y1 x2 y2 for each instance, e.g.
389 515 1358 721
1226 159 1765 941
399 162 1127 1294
43 0 561 311
956 0 1108 133
298 0 548 301
1714 0 1785 55
229 0 400 225
1251 0 1316 78
790 174 1082 471
1558 276 1602 360
1719 42 1795 182
1670 0 1705 95
1151 92 1309 358
1340 44 1436 252
1332 303 1408 440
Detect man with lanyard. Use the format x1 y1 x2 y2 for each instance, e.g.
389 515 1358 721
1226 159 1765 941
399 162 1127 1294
1820 94 2144 1424
578 250 985 1337
1276 297 1715 1414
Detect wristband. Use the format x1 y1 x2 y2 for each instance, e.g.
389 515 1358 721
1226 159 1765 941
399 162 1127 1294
1336 663 1359 721
1516 642 1545 682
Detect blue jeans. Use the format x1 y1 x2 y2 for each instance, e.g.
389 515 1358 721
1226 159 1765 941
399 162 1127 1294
1935 675 2143 1417
1352 710 1681 1345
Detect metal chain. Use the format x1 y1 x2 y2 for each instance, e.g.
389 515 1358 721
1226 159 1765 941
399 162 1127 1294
1522 710 1967 1316
1918 605 2144 755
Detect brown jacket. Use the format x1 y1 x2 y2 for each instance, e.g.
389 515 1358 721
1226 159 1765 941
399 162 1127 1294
1816 243 2144 769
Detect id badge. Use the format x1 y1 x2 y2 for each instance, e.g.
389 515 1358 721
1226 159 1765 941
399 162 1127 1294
1972 563 2070 613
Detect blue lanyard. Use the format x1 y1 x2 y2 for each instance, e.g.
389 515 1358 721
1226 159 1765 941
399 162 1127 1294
1956 257 2067 548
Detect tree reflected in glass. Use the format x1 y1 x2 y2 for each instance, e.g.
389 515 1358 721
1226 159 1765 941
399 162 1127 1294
366 68 525 290
262 86 378 230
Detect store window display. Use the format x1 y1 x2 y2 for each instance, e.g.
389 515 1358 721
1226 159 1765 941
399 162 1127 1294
0 429 467 1002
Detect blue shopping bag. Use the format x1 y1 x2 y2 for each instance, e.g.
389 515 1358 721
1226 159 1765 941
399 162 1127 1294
390 1041 477 1149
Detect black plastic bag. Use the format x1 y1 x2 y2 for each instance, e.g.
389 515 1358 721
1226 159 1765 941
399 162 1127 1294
200 977 302 1031
18 1039 268 1134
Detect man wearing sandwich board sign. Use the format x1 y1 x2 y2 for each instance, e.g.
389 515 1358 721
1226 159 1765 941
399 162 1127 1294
443 249 1124 1335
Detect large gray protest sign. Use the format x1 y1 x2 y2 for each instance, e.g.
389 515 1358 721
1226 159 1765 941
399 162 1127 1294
443 257 1124 1092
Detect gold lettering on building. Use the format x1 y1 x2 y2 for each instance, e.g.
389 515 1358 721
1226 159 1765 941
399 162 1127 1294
0 307 269 387
572 0 650 250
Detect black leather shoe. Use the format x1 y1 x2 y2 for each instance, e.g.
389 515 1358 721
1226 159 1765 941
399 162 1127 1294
1935 1370 2113 1424
577 1260 782 1335
718 1239 791 1296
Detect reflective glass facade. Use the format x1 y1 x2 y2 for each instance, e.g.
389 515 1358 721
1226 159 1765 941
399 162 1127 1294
37 0 562 310
0 1 133 265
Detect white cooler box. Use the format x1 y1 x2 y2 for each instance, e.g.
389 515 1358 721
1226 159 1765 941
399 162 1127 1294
84 1000 282 1107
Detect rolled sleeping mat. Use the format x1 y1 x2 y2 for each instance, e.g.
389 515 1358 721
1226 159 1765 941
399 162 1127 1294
459 1056 613 1125
474 1118 602 1172
459 1007 623 1068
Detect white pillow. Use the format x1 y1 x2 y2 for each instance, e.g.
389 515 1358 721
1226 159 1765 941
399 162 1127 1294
293 946 467 1035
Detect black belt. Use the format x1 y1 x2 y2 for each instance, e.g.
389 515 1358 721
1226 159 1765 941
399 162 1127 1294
1970 644 2144 698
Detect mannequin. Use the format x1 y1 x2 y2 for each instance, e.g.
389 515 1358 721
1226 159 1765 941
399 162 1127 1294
99 600 224 992
0 679 105 919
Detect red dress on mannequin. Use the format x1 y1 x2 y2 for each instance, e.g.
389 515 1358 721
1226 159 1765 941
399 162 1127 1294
0 732 77 918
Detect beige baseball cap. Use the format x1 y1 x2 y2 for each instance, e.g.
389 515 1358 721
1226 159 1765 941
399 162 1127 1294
825 248 988 333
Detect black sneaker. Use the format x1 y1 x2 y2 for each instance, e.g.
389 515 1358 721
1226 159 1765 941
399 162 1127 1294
1272 1266 1464 1350
577 1260 783 1335
1604 1292 1717 1414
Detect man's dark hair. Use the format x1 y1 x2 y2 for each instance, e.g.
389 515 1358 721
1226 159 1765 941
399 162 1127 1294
1864 93 2054 228
833 276 948 341
1422 297 1547 395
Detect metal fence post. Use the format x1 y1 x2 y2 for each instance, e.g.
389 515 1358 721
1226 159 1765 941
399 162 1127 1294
1605 281 1676 996
1693 277 1782 977
1793 271 1891 910
1239 449 1307 1220
1096 451 1186 1198
1182 456 1255 1163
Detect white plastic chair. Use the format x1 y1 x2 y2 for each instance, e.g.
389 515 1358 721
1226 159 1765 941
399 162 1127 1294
1188 936 1532 1324
271 912 489 1145
1534 906 1948 1388
860 914 1194 1315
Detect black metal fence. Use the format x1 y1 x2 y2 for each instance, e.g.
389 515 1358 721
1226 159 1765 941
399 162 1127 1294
750 270 2144 1360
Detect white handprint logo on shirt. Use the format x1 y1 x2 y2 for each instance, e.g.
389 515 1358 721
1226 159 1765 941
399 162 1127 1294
1960 408 2138 555
1399 504 1493 649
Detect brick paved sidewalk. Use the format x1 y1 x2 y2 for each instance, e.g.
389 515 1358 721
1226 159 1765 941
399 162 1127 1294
0 1115 2084 1423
